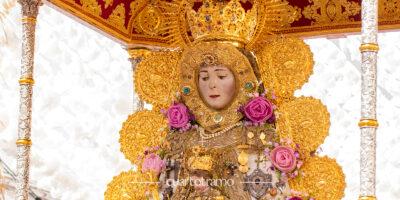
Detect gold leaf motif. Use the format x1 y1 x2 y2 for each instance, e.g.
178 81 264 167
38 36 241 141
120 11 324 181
289 156 346 200
104 171 147 200
119 110 168 165
380 0 400 19
276 97 330 159
302 0 360 25
104 0 113 9
256 37 314 103
81 0 101 16
107 3 126 30
135 51 181 108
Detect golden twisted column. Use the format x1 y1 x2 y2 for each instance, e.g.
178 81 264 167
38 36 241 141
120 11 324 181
127 48 150 111
16 0 41 199
359 0 379 200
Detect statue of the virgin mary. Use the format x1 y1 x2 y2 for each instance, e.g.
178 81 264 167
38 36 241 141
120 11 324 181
109 1 346 200
162 41 292 200
157 1 295 199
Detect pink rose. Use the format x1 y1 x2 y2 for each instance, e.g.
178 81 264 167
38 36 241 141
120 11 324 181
270 146 297 173
167 103 190 129
243 97 274 123
141 153 166 175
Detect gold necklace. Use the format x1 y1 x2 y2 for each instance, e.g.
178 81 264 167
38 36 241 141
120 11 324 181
198 122 242 140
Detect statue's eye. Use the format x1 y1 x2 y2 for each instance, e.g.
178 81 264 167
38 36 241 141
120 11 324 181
218 76 226 79
201 77 209 81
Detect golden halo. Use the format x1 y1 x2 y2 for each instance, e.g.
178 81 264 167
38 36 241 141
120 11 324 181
104 170 147 200
135 51 181 108
119 110 168 164
256 37 314 104
289 156 346 200
276 97 330 159
180 41 258 133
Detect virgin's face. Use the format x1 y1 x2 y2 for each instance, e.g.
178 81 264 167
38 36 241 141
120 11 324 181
198 66 236 110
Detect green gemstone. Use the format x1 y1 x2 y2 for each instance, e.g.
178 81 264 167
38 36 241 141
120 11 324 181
183 87 191 95
245 82 254 90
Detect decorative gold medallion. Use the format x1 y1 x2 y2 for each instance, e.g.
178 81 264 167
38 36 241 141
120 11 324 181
213 114 223 123
135 51 181 108
135 5 163 36
256 37 314 104
104 170 147 200
119 110 168 165
289 156 346 200
276 97 330 159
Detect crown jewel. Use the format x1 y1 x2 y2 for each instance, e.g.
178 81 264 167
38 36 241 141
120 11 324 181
187 0 257 45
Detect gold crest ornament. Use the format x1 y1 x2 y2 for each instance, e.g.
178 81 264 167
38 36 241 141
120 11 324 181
180 41 258 133
256 37 314 104
289 156 346 200
119 110 168 165
135 51 182 108
104 170 147 200
276 97 330 159
161 0 299 48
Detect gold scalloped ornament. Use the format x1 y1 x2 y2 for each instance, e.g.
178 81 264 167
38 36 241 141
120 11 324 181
119 110 168 164
256 37 314 104
135 51 181 108
104 170 148 200
276 97 330 159
289 156 346 200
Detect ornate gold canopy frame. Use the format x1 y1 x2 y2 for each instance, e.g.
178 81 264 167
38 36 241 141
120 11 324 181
13 0 381 200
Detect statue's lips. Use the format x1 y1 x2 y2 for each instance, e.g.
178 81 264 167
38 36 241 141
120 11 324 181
209 95 220 99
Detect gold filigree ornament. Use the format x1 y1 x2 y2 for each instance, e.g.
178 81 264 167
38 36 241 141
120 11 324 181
302 0 360 25
256 37 314 104
276 97 330 159
119 110 168 165
289 156 346 200
180 42 258 133
135 51 182 108
104 170 147 200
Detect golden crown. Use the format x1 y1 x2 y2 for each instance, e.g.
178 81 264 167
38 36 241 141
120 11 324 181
187 146 214 172
186 0 257 45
